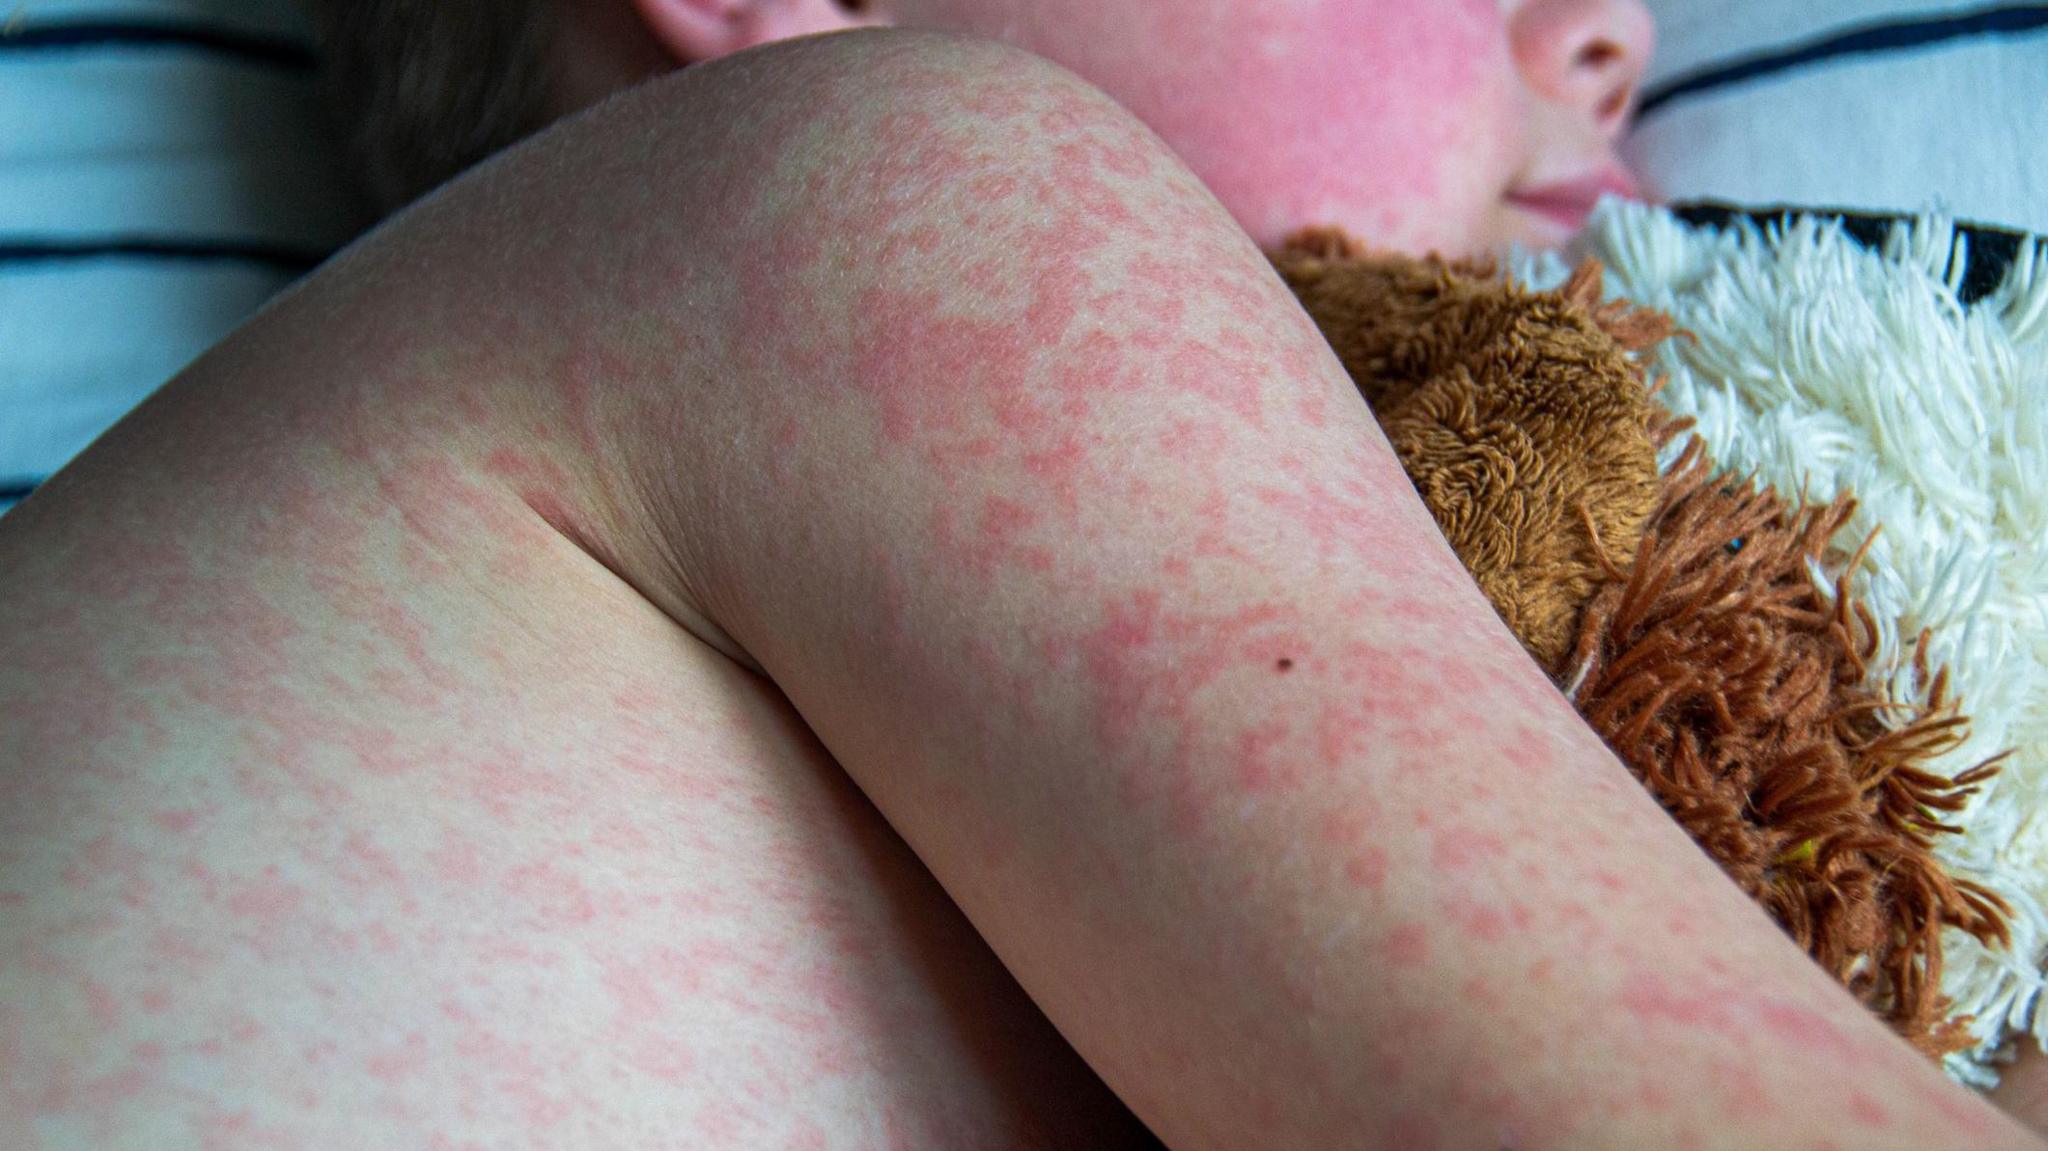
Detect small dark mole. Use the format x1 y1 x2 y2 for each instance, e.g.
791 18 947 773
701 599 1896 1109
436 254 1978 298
1275 658 1294 672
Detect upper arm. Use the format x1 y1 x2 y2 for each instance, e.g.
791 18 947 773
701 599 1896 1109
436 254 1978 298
458 30 2032 1150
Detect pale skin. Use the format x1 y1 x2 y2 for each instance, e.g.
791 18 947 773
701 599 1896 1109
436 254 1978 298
2 27 2044 1151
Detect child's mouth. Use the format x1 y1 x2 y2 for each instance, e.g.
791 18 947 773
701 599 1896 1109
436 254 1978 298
1505 169 1643 234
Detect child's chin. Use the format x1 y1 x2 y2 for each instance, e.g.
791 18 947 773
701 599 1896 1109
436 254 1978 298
1500 203 1587 252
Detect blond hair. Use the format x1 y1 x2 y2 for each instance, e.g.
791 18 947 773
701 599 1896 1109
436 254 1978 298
300 0 558 211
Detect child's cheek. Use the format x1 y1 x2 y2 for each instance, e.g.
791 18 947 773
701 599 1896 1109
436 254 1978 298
1123 0 1516 251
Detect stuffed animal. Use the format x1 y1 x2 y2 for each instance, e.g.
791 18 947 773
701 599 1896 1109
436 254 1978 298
1267 226 2013 1060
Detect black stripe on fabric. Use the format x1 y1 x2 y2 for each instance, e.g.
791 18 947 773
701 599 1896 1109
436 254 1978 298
0 19 316 70
1640 4 2048 117
1671 200 2034 306
0 237 328 275
0 482 40 503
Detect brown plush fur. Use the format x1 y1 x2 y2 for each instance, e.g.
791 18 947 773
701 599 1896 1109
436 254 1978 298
1271 228 1663 672
1566 429 2012 1057
1271 228 2013 1057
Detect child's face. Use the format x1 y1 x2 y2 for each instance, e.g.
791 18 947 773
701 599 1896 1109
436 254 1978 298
895 0 1653 255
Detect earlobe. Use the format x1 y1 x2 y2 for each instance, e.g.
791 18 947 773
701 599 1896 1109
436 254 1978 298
631 0 884 65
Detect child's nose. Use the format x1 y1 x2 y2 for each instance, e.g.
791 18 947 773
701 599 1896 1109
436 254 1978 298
1509 0 1655 139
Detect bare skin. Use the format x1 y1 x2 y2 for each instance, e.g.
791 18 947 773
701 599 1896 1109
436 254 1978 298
1996 1044 2048 1138
1 30 2042 1150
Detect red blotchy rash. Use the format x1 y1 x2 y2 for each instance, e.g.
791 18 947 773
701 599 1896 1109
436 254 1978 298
1191 490 1255 564
1165 340 1269 433
367 1031 432 1083
939 494 1045 583
394 454 567 583
1635 1081 1675 1113
1438 658 1484 695
1382 1109 1444 1151
84 979 120 1028
1848 1091 1889 1127
1125 254 1193 334
63 834 153 912
1623 979 1895 1095
479 447 567 489
1502 726 1557 776
1621 973 1744 1040
340 831 413 902
150 809 201 834
597 947 694 1029
1384 922 1431 968
1231 719 1296 793
1055 143 1143 231
1019 428 1092 519
500 859 600 930
1078 592 1318 832
847 283 1018 445
1446 896 1513 942
425 835 484 887
1249 472 1397 570
550 334 627 458
466 743 574 823
1705 1053 1777 1119
1344 845 1390 891
1906 1077 1997 1136
1316 806 1372 847
1430 826 1507 872
224 867 305 932
1458 975 1505 1008
1755 1000 1863 1065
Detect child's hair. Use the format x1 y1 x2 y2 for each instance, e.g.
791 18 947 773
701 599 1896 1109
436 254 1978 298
300 0 557 210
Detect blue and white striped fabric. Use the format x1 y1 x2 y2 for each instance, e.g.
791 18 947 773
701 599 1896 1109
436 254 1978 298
0 0 370 514
1626 2 2048 234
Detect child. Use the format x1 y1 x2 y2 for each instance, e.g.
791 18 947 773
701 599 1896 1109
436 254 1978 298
311 0 1649 257
2 4 2041 1149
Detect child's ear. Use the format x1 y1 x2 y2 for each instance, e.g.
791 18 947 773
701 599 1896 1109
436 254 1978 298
631 0 887 64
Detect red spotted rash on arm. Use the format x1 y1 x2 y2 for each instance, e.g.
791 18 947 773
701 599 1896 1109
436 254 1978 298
2 30 2034 1151
534 36 2038 1151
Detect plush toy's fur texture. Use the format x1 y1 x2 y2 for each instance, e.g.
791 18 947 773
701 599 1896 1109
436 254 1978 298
1271 227 1662 674
1552 201 2048 1086
1569 429 2010 1058
1269 228 2013 1059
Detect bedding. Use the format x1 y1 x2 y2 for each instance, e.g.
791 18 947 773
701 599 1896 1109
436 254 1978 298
0 0 368 514
1626 0 2048 233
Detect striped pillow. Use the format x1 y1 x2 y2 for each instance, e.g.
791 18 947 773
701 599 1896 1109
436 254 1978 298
0 0 370 514
1625 2 2048 235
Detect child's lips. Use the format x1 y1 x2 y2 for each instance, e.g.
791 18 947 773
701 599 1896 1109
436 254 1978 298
1505 169 1642 233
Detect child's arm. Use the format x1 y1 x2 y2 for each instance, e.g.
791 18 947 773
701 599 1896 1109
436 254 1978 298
6 27 2030 1149
463 32 2029 1149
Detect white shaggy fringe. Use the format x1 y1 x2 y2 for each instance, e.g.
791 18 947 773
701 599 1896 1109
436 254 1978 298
1513 199 2048 1088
